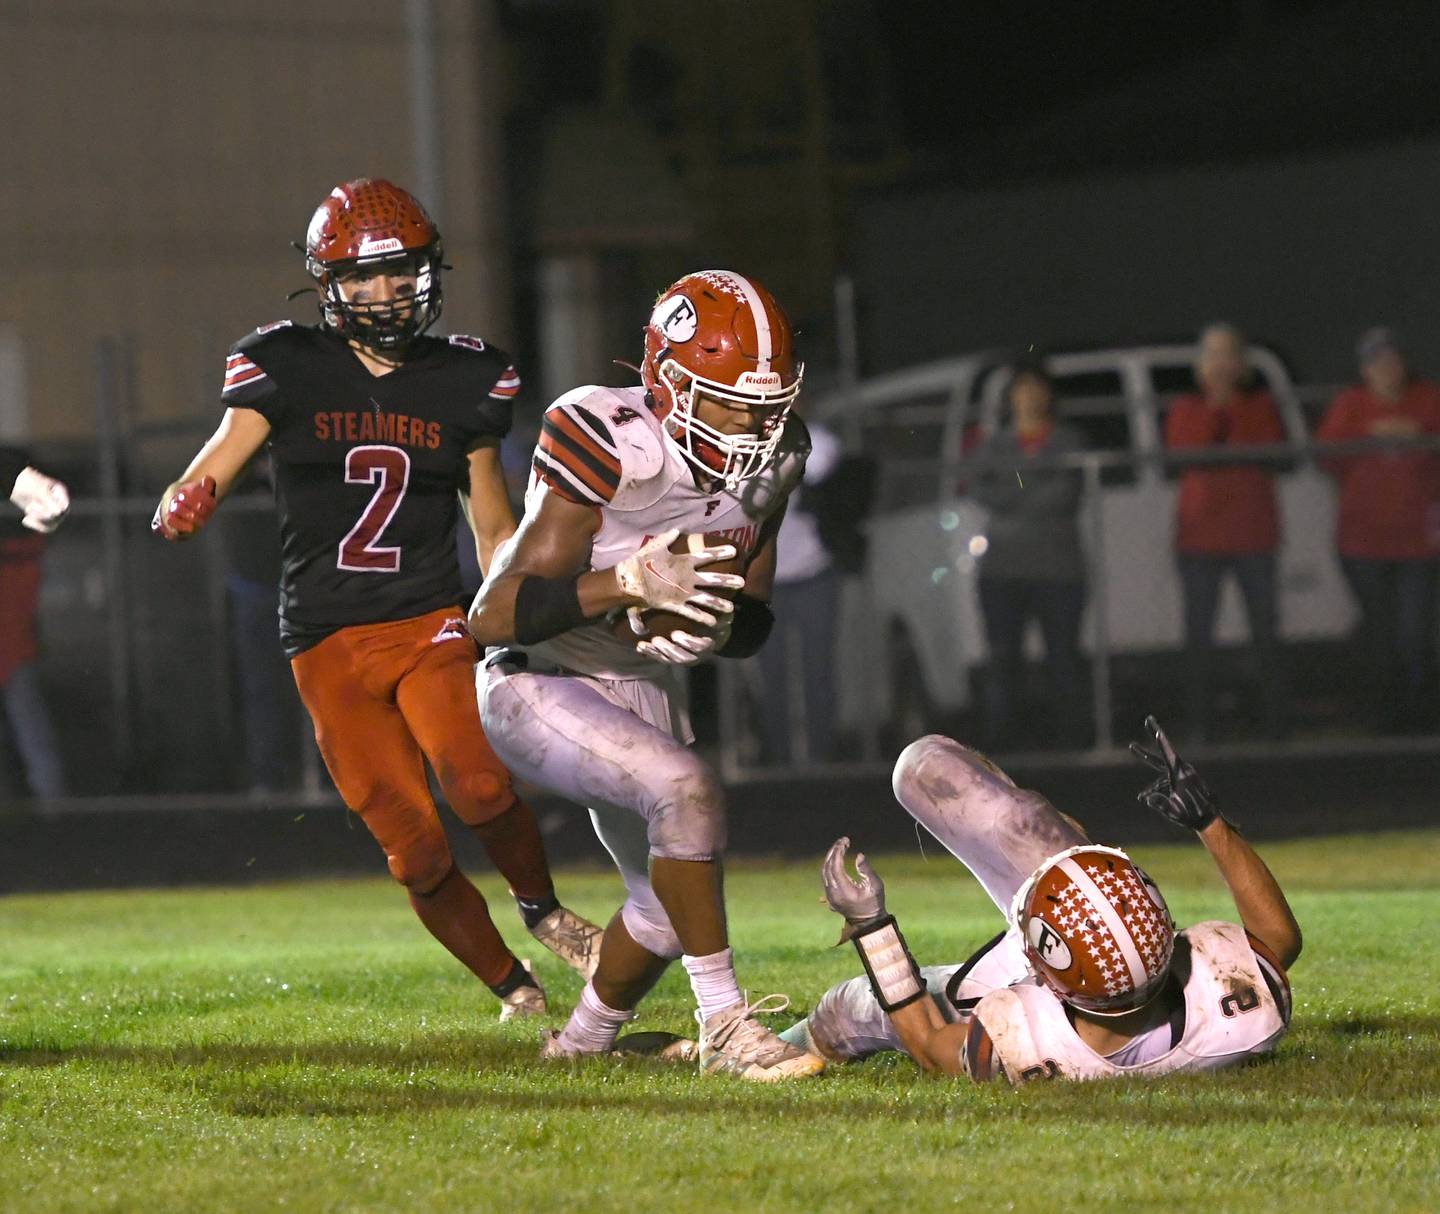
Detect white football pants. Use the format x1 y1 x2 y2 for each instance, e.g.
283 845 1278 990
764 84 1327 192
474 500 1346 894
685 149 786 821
479 661 726 960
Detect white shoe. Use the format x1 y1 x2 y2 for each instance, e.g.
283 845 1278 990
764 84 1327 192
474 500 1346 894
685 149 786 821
498 961 547 1023
697 995 826 1081
528 906 604 980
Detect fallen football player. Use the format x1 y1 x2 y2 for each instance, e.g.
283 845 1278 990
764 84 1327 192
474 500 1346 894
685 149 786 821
781 719 1301 1083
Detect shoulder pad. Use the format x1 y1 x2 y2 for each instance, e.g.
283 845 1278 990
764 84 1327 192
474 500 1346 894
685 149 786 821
533 386 671 509
231 320 306 358
771 412 812 497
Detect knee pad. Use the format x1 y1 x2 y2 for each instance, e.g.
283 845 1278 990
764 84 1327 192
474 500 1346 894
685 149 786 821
382 820 455 895
893 734 1017 807
645 751 727 861
621 895 683 961
437 759 515 826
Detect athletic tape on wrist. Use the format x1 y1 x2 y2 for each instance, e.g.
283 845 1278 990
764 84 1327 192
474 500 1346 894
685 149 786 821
852 915 925 1013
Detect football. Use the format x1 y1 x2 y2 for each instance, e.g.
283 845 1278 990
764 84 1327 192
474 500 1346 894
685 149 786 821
612 531 747 642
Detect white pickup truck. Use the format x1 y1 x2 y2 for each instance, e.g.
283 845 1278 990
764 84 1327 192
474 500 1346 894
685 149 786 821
809 345 1352 742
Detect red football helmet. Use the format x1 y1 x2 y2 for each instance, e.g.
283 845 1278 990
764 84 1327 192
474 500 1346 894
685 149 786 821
640 270 803 488
303 178 443 350
1010 845 1176 1015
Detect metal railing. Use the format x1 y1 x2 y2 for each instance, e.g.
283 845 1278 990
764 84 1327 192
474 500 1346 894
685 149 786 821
715 436 1440 780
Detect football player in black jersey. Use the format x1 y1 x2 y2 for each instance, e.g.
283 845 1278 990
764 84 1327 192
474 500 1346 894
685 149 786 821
152 179 600 1020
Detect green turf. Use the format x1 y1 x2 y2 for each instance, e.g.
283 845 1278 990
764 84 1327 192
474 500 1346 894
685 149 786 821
2 830 1438 1213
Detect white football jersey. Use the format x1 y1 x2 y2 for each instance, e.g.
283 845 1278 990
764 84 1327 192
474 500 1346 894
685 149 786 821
964 921 1291 1084
523 384 808 680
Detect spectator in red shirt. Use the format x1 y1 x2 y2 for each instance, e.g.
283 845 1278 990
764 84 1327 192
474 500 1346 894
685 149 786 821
1164 324 1287 741
1315 328 1440 731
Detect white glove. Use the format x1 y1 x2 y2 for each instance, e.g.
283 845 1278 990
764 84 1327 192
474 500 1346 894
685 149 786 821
614 528 745 628
9 466 70 534
636 630 717 666
822 836 887 926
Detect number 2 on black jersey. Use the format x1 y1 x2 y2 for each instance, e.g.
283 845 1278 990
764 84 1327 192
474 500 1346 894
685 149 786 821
338 445 410 572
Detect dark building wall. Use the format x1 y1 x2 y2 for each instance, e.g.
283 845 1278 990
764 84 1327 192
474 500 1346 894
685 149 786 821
852 138 1440 385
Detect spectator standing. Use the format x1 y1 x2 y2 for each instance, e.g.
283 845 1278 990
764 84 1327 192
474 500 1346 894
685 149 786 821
1315 328 1440 731
1 447 71 797
758 417 844 764
970 358 1088 750
1164 324 1286 741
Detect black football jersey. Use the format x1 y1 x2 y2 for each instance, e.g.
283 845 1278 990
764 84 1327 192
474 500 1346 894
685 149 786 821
221 322 521 656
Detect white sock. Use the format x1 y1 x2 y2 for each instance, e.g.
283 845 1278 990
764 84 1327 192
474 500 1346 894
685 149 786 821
683 948 744 1022
556 981 630 1054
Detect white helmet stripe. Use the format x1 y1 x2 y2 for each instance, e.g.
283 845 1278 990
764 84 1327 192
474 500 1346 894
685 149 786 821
727 271 772 373
1056 857 1149 987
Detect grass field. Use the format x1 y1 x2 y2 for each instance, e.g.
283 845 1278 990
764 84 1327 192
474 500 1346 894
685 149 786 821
2 830 1438 1214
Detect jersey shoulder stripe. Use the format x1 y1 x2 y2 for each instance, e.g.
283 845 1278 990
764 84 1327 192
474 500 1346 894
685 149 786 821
489 364 522 400
223 353 269 395
534 402 622 504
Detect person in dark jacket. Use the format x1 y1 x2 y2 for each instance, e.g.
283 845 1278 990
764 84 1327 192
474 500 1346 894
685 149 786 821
969 359 1088 749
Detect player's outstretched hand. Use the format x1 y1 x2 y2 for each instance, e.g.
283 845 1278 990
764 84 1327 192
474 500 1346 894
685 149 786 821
9 466 71 534
822 836 887 933
1128 714 1220 831
152 475 218 542
614 528 746 628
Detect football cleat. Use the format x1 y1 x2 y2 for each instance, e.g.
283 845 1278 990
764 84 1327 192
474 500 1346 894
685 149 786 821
697 995 826 1081
528 906 605 980
497 961 547 1023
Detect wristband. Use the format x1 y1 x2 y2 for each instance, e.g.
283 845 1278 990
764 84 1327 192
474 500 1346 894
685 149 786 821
852 914 925 1013
514 575 589 645
716 593 774 659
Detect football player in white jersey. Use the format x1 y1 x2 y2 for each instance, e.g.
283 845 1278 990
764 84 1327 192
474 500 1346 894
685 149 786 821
782 718 1301 1083
468 271 826 1080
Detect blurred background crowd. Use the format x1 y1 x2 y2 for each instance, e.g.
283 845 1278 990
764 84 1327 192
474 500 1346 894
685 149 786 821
5 0 1440 804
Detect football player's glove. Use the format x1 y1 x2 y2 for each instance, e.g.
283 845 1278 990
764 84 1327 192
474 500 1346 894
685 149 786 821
822 836 887 930
636 629 716 666
9 466 70 534
152 475 218 542
614 528 744 628
1129 714 1222 830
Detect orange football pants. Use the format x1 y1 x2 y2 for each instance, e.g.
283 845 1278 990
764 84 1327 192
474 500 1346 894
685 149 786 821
290 607 517 894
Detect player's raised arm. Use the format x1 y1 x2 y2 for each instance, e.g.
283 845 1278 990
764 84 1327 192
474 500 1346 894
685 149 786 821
820 837 970 1077
152 406 271 541
1130 716 1302 969
459 439 516 576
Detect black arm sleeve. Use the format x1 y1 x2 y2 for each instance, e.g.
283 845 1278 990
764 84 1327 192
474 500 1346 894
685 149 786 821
513 574 590 645
0 446 31 495
716 593 775 659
